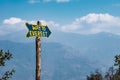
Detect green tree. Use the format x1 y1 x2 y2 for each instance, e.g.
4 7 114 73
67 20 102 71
86 54 120 80
0 50 15 80
104 66 116 80
114 55 120 68
114 55 120 73
86 70 103 80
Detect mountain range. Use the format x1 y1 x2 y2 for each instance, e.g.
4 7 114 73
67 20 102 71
0 32 120 80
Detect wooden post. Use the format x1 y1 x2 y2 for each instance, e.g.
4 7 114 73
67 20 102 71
36 21 41 80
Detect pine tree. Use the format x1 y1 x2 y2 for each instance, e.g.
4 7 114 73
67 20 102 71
0 50 15 80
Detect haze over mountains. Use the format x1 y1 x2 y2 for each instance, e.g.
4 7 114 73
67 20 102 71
0 31 120 80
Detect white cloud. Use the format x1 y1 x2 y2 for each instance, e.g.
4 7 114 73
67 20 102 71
1 13 120 36
29 0 41 3
56 0 70 3
28 0 71 3
1 17 26 35
3 17 23 25
0 17 59 36
61 13 120 34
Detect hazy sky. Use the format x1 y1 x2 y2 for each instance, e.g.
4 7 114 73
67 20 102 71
0 0 120 37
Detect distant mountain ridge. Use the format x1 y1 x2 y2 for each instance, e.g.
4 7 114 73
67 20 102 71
0 40 97 80
0 32 120 80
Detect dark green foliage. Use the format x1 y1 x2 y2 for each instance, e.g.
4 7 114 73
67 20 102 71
0 69 15 80
87 70 103 80
0 50 15 80
87 54 120 80
114 55 120 74
0 50 12 66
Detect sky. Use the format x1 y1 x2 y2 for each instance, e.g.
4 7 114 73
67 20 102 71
0 0 120 39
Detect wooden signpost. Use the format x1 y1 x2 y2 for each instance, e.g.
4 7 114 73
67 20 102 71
25 21 51 80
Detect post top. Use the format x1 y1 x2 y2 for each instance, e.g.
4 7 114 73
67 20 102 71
37 21 42 26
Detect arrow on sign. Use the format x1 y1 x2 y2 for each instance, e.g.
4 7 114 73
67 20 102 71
25 23 52 38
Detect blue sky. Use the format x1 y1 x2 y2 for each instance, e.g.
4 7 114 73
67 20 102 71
0 0 120 40
0 0 120 22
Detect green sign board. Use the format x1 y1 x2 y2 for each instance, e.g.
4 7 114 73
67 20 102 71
25 23 52 38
